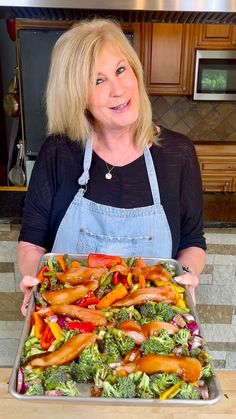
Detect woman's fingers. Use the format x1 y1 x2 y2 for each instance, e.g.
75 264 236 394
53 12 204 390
175 272 199 287
20 275 40 316
175 273 199 306
20 275 39 293
21 289 32 316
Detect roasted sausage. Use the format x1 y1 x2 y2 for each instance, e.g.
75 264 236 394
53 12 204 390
49 304 107 326
56 267 108 285
142 320 179 337
135 354 202 383
29 333 96 367
42 280 99 305
112 286 176 307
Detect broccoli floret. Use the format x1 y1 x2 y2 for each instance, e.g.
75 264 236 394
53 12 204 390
43 366 72 390
139 302 174 324
196 350 212 367
154 302 174 322
23 366 44 383
73 344 104 382
115 306 141 323
201 363 214 378
102 376 136 398
175 383 201 400
141 330 175 355
174 328 191 348
94 364 114 388
139 301 158 323
149 373 180 397
135 373 154 399
25 382 44 396
102 328 135 360
55 380 80 397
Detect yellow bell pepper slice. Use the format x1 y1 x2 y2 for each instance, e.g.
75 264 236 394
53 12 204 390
159 380 185 400
47 321 63 340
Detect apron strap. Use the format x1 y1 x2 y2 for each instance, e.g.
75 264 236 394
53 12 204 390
144 146 161 205
78 137 93 186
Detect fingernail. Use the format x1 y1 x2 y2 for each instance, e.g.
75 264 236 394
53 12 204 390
32 279 39 285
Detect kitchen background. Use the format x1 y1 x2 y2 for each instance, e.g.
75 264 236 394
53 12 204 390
0 3 236 370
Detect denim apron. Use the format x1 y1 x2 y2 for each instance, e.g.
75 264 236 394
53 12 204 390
52 137 172 258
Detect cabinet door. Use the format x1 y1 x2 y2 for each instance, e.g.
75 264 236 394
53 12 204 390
141 23 194 95
201 174 235 192
196 24 236 49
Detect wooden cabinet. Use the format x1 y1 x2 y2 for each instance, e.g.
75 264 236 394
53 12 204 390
195 144 236 192
141 23 195 95
195 24 236 49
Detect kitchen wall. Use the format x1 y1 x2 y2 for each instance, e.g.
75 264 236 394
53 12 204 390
150 96 236 142
0 221 235 369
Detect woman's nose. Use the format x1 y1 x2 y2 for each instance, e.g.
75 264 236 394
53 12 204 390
109 78 124 97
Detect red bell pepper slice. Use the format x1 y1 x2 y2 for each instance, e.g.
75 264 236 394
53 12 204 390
67 321 97 333
87 253 124 268
112 271 130 288
76 291 100 307
37 266 50 283
40 323 55 350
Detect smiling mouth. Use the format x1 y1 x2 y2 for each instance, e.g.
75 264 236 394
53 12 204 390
110 100 130 111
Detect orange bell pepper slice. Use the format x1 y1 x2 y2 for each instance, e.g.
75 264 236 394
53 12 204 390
96 283 128 309
57 255 67 272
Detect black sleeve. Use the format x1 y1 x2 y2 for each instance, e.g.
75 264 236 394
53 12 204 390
178 138 206 252
19 135 83 250
155 127 206 257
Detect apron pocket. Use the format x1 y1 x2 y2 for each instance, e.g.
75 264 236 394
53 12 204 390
77 226 154 257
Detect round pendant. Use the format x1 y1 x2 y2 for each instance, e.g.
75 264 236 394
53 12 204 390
105 172 112 180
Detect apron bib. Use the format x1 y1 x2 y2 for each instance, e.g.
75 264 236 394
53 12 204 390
52 137 172 258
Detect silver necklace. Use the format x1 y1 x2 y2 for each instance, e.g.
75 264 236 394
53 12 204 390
105 162 115 180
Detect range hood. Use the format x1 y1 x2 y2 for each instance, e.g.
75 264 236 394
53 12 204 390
0 0 236 24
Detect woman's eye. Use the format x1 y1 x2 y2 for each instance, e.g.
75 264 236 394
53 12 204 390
116 66 125 75
96 78 104 85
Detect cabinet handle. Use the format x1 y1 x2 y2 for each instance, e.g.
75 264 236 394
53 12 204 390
182 87 187 91
227 166 236 170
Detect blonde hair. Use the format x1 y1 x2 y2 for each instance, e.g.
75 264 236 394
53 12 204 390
46 18 155 148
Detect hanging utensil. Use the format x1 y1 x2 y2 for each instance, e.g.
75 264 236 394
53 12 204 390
3 69 20 117
8 141 26 186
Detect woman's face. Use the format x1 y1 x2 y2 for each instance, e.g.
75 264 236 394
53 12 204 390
87 43 140 134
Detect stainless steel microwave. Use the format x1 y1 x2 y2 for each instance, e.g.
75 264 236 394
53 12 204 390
193 50 236 101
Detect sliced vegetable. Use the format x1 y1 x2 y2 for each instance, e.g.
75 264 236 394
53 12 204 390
47 321 63 341
40 324 55 350
96 283 128 309
159 380 185 400
31 311 45 339
67 321 97 333
88 253 124 268
37 266 50 283
76 291 99 307
57 255 67 272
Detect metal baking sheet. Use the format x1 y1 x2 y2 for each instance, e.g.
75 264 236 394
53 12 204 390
9 254 222 405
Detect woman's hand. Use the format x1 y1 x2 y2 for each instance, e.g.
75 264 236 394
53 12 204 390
174 272 199 305
20 275 39 316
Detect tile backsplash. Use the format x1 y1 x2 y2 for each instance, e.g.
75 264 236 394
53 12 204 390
150 96 236 141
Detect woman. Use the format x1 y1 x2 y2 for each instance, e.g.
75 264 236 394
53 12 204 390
18 18 206 315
